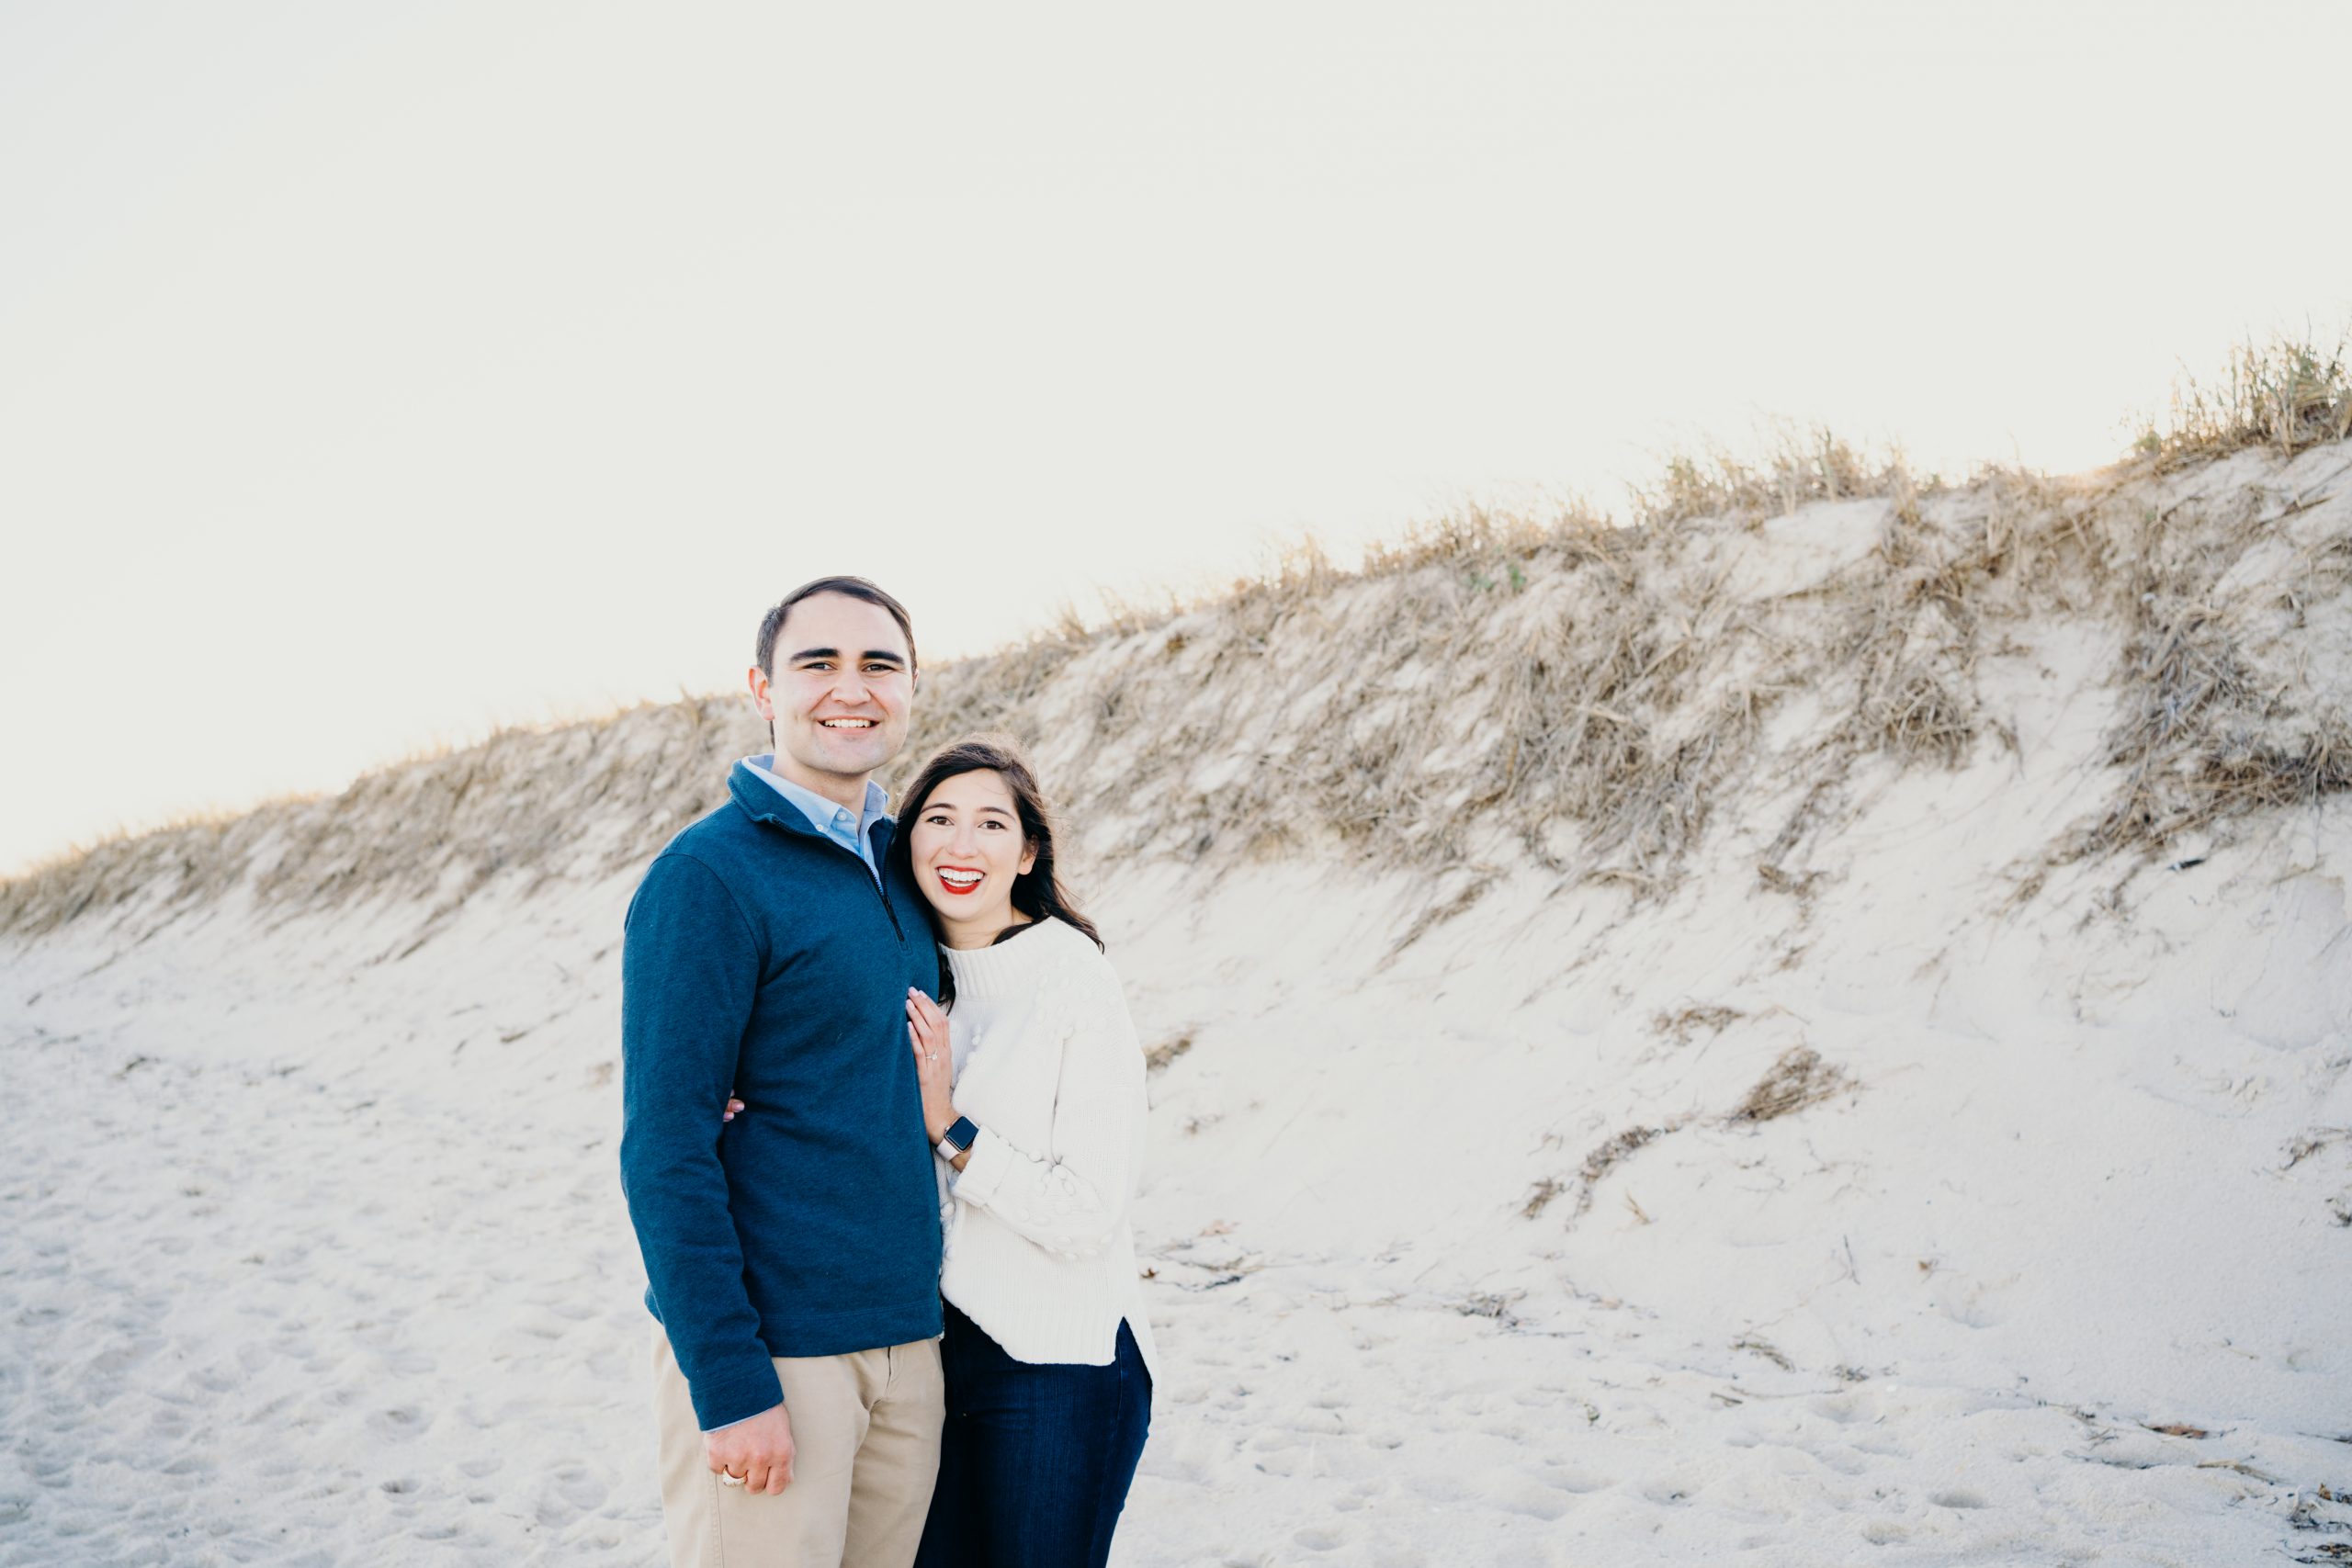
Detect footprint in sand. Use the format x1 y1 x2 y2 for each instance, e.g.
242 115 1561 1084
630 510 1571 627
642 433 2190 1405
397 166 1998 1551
551 1466 607 1512
1930 1274 2012 1329
368 1404 427 1438
1498 1487 1571 1522
1542 1466 1614 1495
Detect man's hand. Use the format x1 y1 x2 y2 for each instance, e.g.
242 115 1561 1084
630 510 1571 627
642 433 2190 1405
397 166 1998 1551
705 1403 796 1495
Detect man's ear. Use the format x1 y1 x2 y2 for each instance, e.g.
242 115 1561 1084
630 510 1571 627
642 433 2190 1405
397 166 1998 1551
747 665 776 745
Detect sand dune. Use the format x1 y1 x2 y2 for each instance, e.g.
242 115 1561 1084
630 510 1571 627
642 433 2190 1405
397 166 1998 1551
6 440 2351 1564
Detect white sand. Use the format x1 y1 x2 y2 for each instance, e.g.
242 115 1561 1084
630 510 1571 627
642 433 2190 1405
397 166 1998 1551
6 453 2352 1565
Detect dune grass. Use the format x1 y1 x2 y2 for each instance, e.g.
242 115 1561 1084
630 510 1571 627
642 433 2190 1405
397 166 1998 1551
6 337 2348 943
2132 333 2352 468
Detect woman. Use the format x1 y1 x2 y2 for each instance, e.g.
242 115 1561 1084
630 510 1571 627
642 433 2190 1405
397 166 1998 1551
899 736 1156 1568
736 736 1155 1565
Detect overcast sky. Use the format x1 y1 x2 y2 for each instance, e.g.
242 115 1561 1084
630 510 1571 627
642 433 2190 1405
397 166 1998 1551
5 1 2348 874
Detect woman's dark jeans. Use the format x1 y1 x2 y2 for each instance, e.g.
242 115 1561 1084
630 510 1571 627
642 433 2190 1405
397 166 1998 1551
912 1300 1152 1568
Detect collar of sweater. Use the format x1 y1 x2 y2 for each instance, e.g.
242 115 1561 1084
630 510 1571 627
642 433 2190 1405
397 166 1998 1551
725 761 897 860
942 917 1089 1005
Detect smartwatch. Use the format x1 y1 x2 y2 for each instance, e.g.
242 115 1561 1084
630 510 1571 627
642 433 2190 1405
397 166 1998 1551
937 1116 979 1157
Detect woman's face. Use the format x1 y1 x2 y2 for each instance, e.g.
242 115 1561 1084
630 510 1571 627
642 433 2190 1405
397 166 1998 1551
908 768 1038 938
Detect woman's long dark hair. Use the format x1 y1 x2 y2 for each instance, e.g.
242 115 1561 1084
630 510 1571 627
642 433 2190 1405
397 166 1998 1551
887 735 1102 1009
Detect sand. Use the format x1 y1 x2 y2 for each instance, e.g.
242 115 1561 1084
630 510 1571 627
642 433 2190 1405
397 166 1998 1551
6 447 2351 1565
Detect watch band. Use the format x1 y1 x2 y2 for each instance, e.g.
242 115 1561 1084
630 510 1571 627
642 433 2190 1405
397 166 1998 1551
937 1116 979 1156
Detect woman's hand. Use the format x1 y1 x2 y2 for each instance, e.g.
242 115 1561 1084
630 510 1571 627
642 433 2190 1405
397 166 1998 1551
722 1096 745 1122
907 988 955 1144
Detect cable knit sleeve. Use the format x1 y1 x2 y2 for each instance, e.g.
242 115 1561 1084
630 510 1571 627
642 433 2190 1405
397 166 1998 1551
949 955 1144 1261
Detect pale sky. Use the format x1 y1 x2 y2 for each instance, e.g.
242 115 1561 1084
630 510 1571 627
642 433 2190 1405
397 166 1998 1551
4 1 2347 875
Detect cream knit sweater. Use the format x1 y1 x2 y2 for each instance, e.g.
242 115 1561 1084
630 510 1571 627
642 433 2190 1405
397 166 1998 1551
936 917 1159 1383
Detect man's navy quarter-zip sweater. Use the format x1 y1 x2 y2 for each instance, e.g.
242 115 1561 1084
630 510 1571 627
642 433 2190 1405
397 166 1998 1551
618 761 944 1430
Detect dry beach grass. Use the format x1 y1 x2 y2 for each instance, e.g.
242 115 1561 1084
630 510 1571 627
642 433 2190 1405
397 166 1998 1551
9 334 2347 946
6 336 2352 1566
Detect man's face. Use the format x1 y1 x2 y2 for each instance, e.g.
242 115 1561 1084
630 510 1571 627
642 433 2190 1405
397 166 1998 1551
748 593 915 796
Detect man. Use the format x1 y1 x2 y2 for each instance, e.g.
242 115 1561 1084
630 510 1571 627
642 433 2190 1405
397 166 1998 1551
619 576 945 1567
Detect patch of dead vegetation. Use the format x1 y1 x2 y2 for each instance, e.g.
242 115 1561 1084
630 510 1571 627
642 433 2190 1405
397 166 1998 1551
2284 1129 2349 1170
1652 1004 1743 1049
1518 1176 1565 1219
1755 863 1824 903
1732 1045 1854 1123
0 695 765 942
1549 1120 1686 1224
2132 332 2352 469
1142 1032 1194 1075
1733 1333 1796 1371
2057 474 2352 866
1629 424 1915 526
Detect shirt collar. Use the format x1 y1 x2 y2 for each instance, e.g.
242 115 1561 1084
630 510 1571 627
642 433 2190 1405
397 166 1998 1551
741 754 889 839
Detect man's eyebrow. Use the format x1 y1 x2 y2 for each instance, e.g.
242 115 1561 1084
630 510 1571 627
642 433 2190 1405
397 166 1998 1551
787 647 907 665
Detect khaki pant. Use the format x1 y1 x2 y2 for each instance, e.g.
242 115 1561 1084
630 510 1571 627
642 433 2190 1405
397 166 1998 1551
653 1326 944 1568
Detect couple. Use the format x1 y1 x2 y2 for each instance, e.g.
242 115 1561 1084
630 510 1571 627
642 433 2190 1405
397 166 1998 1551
617 576 1156 1568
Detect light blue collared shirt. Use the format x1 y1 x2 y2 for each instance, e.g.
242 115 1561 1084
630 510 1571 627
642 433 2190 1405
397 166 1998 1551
741 754 889 882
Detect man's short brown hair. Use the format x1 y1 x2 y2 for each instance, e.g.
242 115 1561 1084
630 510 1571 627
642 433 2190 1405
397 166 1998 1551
755 577 917 675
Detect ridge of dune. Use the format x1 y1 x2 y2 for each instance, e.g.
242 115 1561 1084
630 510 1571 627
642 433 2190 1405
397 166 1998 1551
4 440 2351 1565
10 443 2349 946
